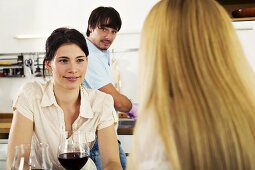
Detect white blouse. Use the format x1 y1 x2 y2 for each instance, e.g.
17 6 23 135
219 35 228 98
13 80 118 169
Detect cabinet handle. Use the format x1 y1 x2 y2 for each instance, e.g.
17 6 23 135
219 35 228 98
235 28 254 31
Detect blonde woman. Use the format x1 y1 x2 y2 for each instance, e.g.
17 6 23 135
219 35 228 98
130 0 255 169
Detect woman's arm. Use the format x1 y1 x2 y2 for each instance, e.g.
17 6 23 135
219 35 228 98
98 124 122 170
6 110 33 169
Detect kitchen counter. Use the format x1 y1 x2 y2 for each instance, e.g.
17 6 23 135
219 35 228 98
0 114 12 135
0 113 134 156
0 113 134 136
117 119 135 135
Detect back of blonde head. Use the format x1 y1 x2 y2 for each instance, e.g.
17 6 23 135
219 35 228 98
133 0 255 169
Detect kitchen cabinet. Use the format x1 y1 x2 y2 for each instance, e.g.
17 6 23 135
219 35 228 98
117 119 135 155
0 139 8 170
0 113 9 170
233 20 255 72
118 135 133 155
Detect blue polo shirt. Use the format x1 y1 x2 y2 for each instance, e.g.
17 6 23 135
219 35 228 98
84 39 113 89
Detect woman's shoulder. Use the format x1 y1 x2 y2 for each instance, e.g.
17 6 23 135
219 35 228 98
81 87 114 111
18 79 49 97
21 79 46 89
82 87 113 101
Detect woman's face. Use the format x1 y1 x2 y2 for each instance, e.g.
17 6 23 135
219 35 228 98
46 43 87 91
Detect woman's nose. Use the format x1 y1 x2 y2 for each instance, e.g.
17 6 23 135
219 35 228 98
68 62 78 73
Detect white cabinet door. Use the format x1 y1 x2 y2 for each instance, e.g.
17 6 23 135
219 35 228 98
0 139 8 170
118 135 133 154
233 21 255 72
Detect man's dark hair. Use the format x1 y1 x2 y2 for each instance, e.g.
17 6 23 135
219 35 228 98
43 27 89 78
86 6 122 36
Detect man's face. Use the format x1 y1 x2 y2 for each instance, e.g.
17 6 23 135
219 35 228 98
88 25 118 50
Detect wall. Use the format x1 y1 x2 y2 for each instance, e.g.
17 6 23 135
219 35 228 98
0 0 158 113
0 0 157 52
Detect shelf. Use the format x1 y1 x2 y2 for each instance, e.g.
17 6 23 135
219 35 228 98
0 75 25 78
217 0 255 5
232 17 255 21
0 54 24 78
0 65 23 69
0 52 44 56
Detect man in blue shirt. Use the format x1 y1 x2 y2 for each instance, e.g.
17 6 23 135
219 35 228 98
84 7 137 170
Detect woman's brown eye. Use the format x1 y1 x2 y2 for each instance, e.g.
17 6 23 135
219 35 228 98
59 59 68 63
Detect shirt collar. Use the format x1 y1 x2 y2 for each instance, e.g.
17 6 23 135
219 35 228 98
41 80 57 107
86 39 109 53
79 86 94 118
41 80 94 118
86 39 111 66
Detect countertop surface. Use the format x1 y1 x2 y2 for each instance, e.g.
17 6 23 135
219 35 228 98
0 113 134 136
0 114 12 134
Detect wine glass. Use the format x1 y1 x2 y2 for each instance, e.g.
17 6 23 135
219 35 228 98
57 131 90 170
11 143 52 170
30 143 52 170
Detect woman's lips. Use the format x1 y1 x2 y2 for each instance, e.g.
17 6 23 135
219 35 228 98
64 76 80 81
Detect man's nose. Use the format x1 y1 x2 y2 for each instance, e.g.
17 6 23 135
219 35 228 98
105 32 114 40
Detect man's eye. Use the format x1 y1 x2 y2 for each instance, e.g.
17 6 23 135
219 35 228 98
99 27 107 31
77 58 85 63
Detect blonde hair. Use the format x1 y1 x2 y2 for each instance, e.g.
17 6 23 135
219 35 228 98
133 0 255 169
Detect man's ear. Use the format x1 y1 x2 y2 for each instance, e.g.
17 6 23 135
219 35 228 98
89 25 93 32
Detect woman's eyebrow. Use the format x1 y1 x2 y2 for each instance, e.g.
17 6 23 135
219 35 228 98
58 56 86 59
76 55 86 58
58 56 69 59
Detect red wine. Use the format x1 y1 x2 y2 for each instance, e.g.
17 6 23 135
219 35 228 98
58 152 88 170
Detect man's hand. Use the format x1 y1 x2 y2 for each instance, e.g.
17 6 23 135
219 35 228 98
125 103 138 119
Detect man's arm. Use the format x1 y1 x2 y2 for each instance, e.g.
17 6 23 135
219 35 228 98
99 83 132 112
